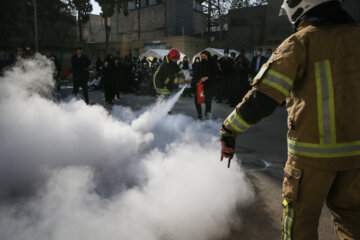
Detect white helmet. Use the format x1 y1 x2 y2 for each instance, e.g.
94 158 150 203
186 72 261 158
279 0 342 25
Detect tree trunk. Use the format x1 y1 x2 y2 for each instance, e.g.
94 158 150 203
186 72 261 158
218 0 222 44
78 13 84 43
207 1 211 32
104 15 111 54
138 0 141 39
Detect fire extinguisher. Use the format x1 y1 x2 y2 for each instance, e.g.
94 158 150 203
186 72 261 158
196 83 205 104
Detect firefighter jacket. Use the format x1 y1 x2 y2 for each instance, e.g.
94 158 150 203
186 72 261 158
153 56 186 95
221 21 360 170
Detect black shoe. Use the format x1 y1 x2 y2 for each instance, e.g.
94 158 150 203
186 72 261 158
197 115 203 120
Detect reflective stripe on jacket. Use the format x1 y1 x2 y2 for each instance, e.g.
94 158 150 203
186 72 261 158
222 22 360 169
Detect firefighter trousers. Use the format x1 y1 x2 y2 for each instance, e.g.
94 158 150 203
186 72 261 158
281 161 360 240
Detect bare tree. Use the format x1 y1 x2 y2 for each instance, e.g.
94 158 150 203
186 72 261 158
95 0 128 53
202 0 268 35
64 0 93 43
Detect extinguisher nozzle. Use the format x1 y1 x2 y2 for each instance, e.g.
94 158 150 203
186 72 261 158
227 155 233 168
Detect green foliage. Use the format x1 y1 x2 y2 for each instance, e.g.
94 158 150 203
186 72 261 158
0 0 77 49
70 0 93 24
94 0 128 52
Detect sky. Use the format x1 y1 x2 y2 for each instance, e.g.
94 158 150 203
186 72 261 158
91 0 101 15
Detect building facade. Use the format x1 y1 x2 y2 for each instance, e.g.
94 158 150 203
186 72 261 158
87 0 207 58
111 0 205 42
227 0 360 51
83 14 106 44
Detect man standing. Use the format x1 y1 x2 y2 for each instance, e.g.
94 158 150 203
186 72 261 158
218 49 235 104
71 47 91 104
238 49 250 69
250 47 268 78
220 1 360 239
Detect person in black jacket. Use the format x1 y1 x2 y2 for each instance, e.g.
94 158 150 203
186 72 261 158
103 54 116 104
218 49 235 103
232 55 251 106
114 57 123 100
193 50 218 120
250 48 268 78
71 47 91 104
95 56 103 77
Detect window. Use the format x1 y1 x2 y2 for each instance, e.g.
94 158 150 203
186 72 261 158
128 1 136 10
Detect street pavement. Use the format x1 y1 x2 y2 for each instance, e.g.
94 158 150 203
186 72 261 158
61 83 337 240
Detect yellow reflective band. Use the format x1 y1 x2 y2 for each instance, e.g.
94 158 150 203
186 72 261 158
283 204 294 240
153 62 164 88
263 79 290 97
288 139 360 158
153 63 171 95
315 60 336 144
254 64 268 79
325 61 336 144
282 199 289 207
315 62 325 144
226 110 252 134
234 110 251 128
268 70 293 86
227 117 245 133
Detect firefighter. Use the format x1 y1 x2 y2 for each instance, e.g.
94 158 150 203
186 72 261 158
219 1 360 239
153 48 191 96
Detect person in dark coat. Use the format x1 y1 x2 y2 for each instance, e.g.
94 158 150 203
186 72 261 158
121 58 134 93
193 50 218 120
250 47 268 78
230 55 251 106
95 56 103 77
114 57 123 100
103 54 116 104
71 47 91 104
218 49 235 103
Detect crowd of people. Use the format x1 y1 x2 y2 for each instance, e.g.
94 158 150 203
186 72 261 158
71 48 145 105
72 47 273 120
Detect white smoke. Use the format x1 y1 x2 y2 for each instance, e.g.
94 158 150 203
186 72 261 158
0 56 254 240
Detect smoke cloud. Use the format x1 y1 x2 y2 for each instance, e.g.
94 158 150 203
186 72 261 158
0 56 253 240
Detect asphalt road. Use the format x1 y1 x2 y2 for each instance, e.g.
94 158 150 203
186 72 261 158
61 83 337 240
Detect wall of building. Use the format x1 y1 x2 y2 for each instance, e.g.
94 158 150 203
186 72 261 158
165 0 194 36
227 0 360 52
263 0 292 46
83 14 106 44
88 35 207 60
227 6 267 50
111 4 166 42
193 10 206 35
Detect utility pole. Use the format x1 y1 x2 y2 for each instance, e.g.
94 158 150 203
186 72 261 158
207 0 211 32
218 0 222 44
137 0 141 39
33 0 39 52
